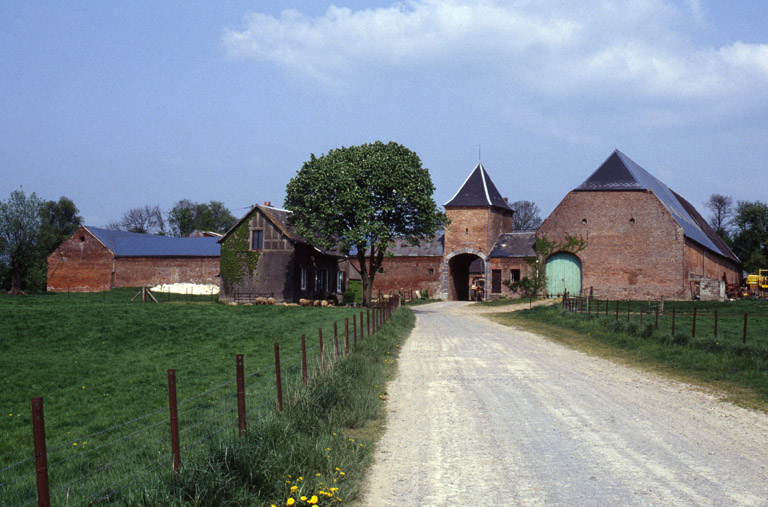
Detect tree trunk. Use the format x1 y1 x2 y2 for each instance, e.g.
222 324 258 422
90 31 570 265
8 270 24 295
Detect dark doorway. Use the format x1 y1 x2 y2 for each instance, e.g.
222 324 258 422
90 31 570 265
449 253 484 301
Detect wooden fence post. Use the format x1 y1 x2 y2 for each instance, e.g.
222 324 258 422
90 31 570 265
274 343 283 412
301 334 307 386
319 328 325 371
692 307 697 338
334 322 339 359
344 318 350 355
743 313 748 345
672 306 676 335
31 397 50 507
167 370 181 474
236 354 246 436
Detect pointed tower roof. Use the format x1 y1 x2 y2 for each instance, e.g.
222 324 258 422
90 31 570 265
575 150 739 262
445 162 513 210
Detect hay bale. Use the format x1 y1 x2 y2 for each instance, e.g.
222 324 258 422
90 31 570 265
320 300 329 307
267 297 275 305
299 298 311 306
313 300 321 307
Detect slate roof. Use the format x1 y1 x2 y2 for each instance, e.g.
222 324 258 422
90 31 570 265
86 226 220 257
489 231 537 258
575 150 739 262
387 233 445 257
445 162 513 211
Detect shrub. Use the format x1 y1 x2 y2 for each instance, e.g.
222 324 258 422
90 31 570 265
672 333 690 346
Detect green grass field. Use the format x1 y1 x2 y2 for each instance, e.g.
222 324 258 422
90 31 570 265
494 298 768 409
0 289 374 505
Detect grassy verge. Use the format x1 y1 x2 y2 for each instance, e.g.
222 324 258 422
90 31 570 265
491 303 768 411
0 289 391 504
474 297 542 308
130 307 413 506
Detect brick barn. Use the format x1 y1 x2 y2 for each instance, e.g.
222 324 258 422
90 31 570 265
218 203 345 303
47 226 221 292
538 150 741 300
366 162 535 300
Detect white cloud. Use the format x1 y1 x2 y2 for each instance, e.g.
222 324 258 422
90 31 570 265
222 0 768 131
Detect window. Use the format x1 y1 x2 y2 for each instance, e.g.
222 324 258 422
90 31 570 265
510 269 521 282
337 271 344 293
251 229 263 250
300 267 308 290
428 268 434 275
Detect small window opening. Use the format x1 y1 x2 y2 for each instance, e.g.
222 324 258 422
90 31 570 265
465 228 469 235
428 268 434 275
629 218 635 224
510 269 521 282
581 219 587 225
79 236 85 242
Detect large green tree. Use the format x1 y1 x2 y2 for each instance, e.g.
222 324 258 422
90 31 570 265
0 189 43 294
168 199 236 237
730 200 768 274
284 141 448 306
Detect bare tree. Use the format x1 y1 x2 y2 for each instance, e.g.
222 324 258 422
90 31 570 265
510 200 542 230
108 205 166 234
705 194 733 239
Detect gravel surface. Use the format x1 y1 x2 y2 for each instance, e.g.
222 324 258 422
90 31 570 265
360 301 768 506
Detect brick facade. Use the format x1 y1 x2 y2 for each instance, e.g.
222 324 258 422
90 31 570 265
538 190 740 300
47 227 219 292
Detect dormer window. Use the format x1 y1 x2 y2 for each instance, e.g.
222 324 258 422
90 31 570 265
251 229 263 250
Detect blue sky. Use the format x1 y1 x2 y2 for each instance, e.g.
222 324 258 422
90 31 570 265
2 0 767 227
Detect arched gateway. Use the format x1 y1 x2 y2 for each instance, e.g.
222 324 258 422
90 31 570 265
445 251 486 301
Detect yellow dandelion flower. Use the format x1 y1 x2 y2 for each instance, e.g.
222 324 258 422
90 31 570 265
290 486 298 492
298 476 303 481
73 443 77 446
330 488 338 493
340 472 345 476
307 495 319 504
335 467 340 471
300 496 307 501
286 498 295 506
348 438 354 442
315 473 321 477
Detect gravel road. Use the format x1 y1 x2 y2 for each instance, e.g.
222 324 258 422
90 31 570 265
360 301 768 506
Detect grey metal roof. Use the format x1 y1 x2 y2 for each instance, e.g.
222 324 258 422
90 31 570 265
87 226 220 257
489 231 537 258
575 150 734 261
445 162 513 210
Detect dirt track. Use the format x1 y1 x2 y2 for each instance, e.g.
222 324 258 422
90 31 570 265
360 301 768 506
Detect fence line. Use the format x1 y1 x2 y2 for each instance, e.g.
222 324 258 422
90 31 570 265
1 295 402 506
561 295 767 348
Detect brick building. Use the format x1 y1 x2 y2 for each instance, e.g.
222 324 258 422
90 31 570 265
366 162 534 300
47 226 220 292
538 150 741 300
218 204 345 303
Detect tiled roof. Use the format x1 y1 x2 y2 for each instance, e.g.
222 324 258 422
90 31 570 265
445 162 513 210
87 226 220 257
489 231 537 258
575 150 737 262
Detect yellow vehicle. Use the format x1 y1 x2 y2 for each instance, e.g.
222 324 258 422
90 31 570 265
745 269 768 296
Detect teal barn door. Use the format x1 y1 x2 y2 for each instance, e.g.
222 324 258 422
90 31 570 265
545 252 582 296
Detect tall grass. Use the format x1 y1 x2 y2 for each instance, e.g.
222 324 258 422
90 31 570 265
0 289 400 505
130 307 414 506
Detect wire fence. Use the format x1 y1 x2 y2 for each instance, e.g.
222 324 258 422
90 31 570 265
561 296 768 352
1 297 401 506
